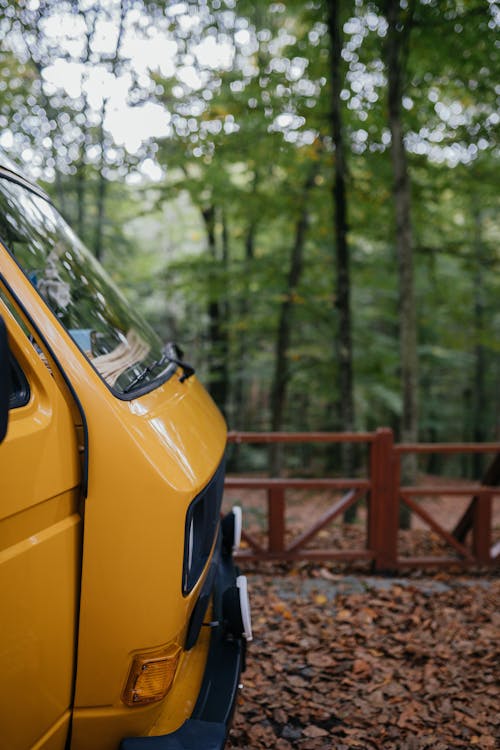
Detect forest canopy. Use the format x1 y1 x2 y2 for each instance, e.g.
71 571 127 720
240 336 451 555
0 0 498 467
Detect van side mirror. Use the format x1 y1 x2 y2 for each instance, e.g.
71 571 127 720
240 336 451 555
0 316 11 442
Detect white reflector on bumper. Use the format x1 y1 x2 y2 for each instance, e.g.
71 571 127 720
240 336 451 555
232 505 242 551
236 575 253 641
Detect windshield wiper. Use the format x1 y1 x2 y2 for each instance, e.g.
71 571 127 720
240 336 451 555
123 354 169 393
163 342 195 383
123 342 195 393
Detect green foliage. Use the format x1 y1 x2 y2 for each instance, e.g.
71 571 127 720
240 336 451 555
0 0 498 454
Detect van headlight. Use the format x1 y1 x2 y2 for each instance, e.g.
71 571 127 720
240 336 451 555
183 460 225 594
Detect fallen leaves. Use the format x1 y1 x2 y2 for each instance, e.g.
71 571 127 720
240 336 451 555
302 725 329 739
227 568 500 749
351 658 373 678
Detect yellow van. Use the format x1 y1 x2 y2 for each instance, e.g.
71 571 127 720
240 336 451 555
0 155 251 750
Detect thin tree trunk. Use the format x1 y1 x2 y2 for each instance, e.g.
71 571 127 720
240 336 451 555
94 135 107 261
235 219 257 428
326 0 356 520
76 161 86 238
233 168 259 431
269 168 317 474
54 168 67 219
24 14 70 221
73 7 97 240
203 205 229 415
472 205 486 478
385 0 418 526
93 1 127 260
220 209 230 415
230 219 257 471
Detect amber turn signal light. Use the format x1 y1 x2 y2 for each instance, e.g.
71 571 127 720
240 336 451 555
122 648 181 706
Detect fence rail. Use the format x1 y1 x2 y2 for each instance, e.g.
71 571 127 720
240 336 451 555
225 428 500 571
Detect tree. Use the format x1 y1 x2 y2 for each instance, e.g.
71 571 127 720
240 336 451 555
325 0 358 520
384 0 419 483
270 158 319 472
2 0 499 467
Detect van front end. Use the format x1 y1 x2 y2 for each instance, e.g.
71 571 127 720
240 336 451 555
69 374 250 750
0 154 250 750
120 527 249 750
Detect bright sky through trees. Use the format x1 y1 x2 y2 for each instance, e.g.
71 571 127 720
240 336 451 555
3 0 496 179
26 7 234 158
1 1 236 176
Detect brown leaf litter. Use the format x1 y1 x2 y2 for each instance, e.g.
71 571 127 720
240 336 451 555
227 564 499 750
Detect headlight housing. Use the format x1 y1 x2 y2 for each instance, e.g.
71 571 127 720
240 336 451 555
183 460 225 594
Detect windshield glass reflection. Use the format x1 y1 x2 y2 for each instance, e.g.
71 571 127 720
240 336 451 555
0 175 170 394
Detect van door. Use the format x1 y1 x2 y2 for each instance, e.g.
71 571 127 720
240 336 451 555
0 298 82 750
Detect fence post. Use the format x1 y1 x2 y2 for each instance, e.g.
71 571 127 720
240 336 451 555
268 486 285 554
472 491 492 565
368 428 399 572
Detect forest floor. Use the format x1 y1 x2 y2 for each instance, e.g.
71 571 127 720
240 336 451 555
224 485 499 750
226 562 499 750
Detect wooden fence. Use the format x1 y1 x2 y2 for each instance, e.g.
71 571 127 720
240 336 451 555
225 429 500 571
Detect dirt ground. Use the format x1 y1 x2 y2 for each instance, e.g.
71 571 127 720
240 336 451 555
226 564 500 750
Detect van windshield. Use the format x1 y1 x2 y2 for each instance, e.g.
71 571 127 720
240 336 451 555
0 171 173 396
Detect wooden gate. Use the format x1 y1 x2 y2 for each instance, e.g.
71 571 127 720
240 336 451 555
225 429 500 571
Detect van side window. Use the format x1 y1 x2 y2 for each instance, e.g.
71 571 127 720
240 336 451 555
0 293 31 408
9 355 30 409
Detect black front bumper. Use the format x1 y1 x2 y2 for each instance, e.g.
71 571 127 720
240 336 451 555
120 546 245 750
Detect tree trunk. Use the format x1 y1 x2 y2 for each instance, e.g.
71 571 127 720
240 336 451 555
71 7 97 241
202 205 229 415
232 221 256 433
76 161 86 239
385 0 418 526
472 205 486 478
269 168 317 474
54 167 67 219
93 136 107 261
326 0 356 520
93 0 127 261
229 218 257 472
233 166 260 432
220 208 230 415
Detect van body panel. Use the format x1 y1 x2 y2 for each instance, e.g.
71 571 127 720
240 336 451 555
0 302 81 519
30 713 71 750
71 597 212 750
0 304 81 750
70 645 211 750
0 517 80 750
70 707 165 750
147 620 212 736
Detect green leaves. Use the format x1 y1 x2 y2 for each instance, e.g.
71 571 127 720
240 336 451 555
1 0 498 442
